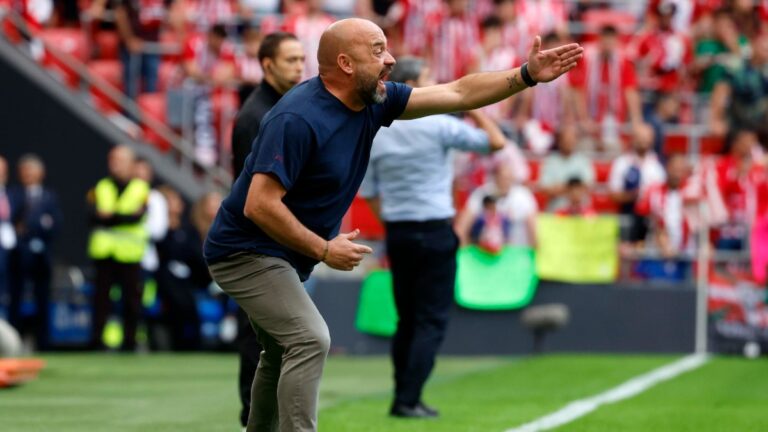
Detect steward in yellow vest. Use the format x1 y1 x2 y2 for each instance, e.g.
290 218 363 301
88 145 150 351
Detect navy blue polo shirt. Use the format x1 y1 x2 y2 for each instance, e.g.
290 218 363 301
204 77 412 280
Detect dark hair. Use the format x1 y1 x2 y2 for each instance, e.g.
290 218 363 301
600 25 618 36
209 24 228 39
566 177 584 188
482 195 498 206
481 15 502 30
492 0 514 5
542 32 559 45
724 127 757 154
258 31 299 65
389 56 425 84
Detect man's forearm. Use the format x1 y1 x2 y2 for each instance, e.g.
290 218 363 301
452 68 529 111
245 200 326 261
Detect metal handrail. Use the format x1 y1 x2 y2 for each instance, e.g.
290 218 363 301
2 7 232 188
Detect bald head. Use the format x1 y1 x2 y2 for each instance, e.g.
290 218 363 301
318 18 383 73
317 18 395 107
632 123 655 154
109 145 136 183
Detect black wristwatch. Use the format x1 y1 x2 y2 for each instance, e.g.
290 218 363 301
521 62 538 87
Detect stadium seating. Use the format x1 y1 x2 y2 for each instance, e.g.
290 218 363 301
137 92 171 151
663 133 725 155
86 59 122 114
93 30 119 60
349 196 385 240
40 28 89 88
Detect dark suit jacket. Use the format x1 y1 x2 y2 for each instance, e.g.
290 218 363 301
231 80 283 178
9 185 61 249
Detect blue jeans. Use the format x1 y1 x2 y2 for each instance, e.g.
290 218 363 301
120 47 160 99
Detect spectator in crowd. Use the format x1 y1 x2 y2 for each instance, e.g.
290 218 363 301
239 0 281 19
232 32 305 177
429 0 480 83
710 34 768 137
469 195 512 254
636 153 699 258
635 2 693 107
174 0 237 34
134 158 168 283
515 0 568 38
0 156 15 316
570 25 642 151
609 123 666 246
494 0 531 57
519 32 575 153
645 92 680 159
155 186 208 350
235 26 264 106
554 177 596 216
181 23 237 166
713 127 768 250
229 30 304 430
7 154 60 351
359 56 506 418
539 124 595 210
87 145 149 352
401 0 443 57
728 0 767 41
112 0 172 99
457 159 538 247
283 0 336 78
692 8 745 97
477 15 517 122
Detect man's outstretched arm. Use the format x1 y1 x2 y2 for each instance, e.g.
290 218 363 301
400 37 583 120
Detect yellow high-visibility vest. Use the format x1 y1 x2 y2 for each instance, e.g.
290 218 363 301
87 178 150 263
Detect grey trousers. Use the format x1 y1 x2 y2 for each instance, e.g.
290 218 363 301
208 253 330 432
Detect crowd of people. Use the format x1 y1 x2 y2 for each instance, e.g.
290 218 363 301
0 149 224 352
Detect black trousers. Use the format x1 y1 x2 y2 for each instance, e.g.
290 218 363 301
90 259 143 350
8 246 52 349
155 270 201 351
236 307 262 427
385 219 458 407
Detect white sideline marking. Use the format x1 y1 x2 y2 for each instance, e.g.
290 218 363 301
504 354 709 432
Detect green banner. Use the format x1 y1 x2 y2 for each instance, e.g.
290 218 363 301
455 246 537 310
355 270 399 337
535 215 619 283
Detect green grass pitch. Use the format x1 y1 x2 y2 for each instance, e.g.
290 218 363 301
1 353 766 431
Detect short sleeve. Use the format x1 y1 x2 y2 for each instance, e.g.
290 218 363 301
247 113 315 190
438 115 490 153
380 81 413 127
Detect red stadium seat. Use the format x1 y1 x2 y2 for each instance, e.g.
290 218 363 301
663 133 688 155
701 135 725 154
40 28 90 88
594 160 612 184
93 30 119 60
664 133 725 155
137 93 171 151
591 191 618 213
348 195 385 240
87 60 123 115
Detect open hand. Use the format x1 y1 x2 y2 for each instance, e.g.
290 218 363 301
527 36 583 83
324 229 373 271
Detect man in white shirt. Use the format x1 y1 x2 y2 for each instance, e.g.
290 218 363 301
608 123 666 243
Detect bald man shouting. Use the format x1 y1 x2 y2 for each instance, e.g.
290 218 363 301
205 18 582 432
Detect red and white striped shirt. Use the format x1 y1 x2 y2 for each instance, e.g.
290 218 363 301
636 181 700 253
515 0 567 36
236 53 262 84
429 9 479 83
401 0 443 56
283 12 336 79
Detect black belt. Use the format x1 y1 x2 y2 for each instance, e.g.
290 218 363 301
385 218 453 229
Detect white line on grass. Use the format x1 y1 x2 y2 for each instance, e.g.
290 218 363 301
504 354 710 432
